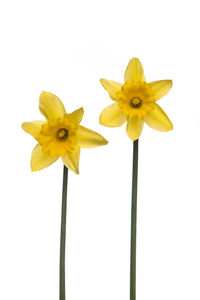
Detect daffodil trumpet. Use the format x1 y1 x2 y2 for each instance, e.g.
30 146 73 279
99 58 173 300
22 91 108 300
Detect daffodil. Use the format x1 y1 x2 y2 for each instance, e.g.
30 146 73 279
100 57 173 140
22 91 108 174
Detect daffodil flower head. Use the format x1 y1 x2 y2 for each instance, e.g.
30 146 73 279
100 58 173 140
22 91 108 174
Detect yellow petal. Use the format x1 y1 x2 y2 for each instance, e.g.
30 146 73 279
100 103 126 127
126 117 144 141
77 125 108 148
21 121 45 141
100 79 122 101
39 91 66 120
67 107 84 125
31 144 58 171
144 104 173 131
124 57 146 83
148 80 172 101
61 147 80 174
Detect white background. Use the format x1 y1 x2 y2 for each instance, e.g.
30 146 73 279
0 0 200 300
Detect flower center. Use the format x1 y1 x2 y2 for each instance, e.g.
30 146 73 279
56 128 69 140
130 97 142 108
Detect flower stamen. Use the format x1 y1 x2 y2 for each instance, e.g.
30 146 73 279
130 97 142 109
56 128 69 140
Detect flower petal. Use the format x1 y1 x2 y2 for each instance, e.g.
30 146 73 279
21 121 45 141
67 107 84 125
100 103 126 127
148 80 172 101
100 79 122 101
61 146 80 174
126 117 144 141
77 126 108 148
31 144 58 171
39 91 66 120
124 57 146 83
144 104 173 131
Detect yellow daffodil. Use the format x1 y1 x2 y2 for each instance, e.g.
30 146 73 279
22 91 108 174
99 57 173 140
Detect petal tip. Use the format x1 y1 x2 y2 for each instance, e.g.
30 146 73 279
31 158 41 172
166 80 173 89
99 114 107 127
124 57 145 83
69 164 79 175
100 78 107 87
76 106 84 117
99 103 127 128
130 57 140 62
99 113 103 124
31 163 38 172
168 121 173 131
129 136 139 141
98 137 109 145
128 57 142 66
67 107 84 125
80 106 84 113
39 90 48 98
100 78 105 83
126 117 144 140
101 136 109 145
21 122 26 130
162 114 173 132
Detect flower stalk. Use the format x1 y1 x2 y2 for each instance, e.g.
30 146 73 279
60 165 68 300
130 139 138 300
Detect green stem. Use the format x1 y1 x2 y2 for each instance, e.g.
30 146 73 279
130 139 139 300
60 165 68 300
